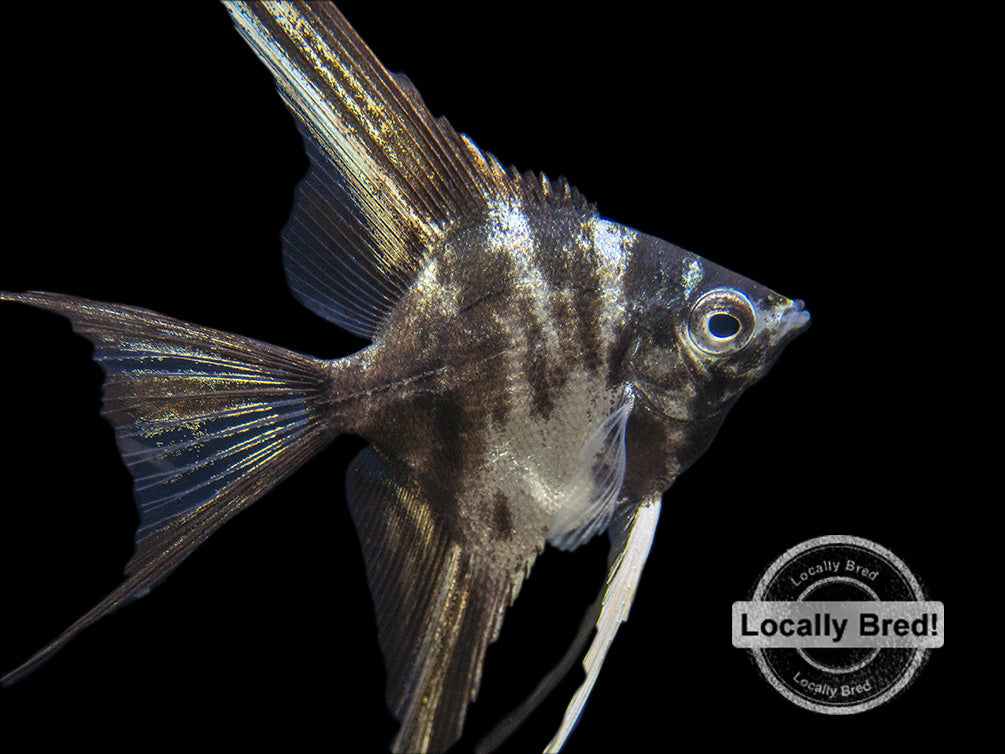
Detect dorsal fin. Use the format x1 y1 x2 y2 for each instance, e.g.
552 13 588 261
225 1 592 339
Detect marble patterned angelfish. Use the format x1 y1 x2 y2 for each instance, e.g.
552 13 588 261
0 2 810 752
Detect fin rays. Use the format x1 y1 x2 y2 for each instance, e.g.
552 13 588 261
548 387 635 551
346 447 530 753
0 290 338 685
226 1 588 340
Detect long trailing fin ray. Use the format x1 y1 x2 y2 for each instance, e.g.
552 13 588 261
0 291 338 685
224 1 592 339
544 497 662 751
475 497 662 753
346 447 533 754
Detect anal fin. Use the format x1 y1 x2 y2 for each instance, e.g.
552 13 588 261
346 447 527 754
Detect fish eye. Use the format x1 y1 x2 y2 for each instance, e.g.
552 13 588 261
687 287 757 355
708 312 740 338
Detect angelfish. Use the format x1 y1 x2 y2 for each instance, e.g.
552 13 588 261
0 2 810 752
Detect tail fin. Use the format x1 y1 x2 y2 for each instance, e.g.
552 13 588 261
1 291 338 684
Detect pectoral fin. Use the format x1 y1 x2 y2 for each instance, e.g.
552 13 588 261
548 388 635 551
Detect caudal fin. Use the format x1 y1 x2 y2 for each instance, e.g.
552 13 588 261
1 291 338 684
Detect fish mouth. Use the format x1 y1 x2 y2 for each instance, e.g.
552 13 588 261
764 298 811 346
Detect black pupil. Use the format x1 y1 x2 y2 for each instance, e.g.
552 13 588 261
708 312 740 338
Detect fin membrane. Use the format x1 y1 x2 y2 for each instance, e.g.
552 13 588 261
548 388 635 551
347 447 524 754
225 1 588 339
1 291 337 684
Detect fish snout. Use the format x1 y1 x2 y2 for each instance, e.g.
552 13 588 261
764 297 811 345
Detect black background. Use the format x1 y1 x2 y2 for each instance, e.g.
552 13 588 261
1 2 949 750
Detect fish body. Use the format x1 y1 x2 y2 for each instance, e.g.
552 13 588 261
1 3 809 752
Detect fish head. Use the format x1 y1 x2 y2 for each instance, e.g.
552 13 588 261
621 230 810 463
